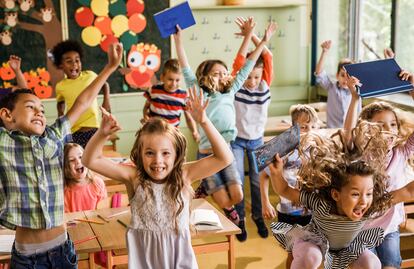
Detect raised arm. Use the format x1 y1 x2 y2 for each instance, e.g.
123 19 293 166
183 87 233 182
82 107 136 185
245 21 276 65
101 82 111 113
66 43 123 125
343 74 361 147
173 25 190 69
267 154 300 204
391 180 414 204
8 55 27 89
314 40 331 75
260 171 276 219
183 111 200 143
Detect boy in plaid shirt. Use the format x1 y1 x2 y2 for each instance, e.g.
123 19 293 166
0 43 122 268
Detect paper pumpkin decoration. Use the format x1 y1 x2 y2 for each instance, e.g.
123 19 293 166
111 15 128 37
34 84 53 99
109 0 126 17
119 30 137 50
24 72 40 89
128 13 146 34
81 26 102 46
94 16 112 35
91 0 109 16
0 63 15 81
126 0 144 17
37 68 50 83
75 7 94 27
100 34 118 52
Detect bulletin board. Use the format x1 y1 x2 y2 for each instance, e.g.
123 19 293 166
0 0 170 98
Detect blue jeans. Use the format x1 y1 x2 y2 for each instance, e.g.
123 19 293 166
11 239 77 269
231 136 263 219
371 231 402 268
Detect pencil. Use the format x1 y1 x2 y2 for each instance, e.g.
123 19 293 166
107 209 129 219
74 218 105 225
97 214 110 223
117 219 128 228
74 235 98 245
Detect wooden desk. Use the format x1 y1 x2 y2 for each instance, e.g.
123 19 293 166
84 199 240 269
265 111 327 136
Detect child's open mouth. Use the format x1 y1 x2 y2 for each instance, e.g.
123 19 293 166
75 167 84 174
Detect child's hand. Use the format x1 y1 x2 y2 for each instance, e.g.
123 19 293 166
320 40 332 52
8 55 21 72
262 21 277 43
268 154 284 175
400 70 414 100
100 107 121 136
262 200 276 220
384 48 395 59
173 25 182 41
234 17 252 37
107 43 123 70
186 86 209 125
192 131 201 143
345 73 361 99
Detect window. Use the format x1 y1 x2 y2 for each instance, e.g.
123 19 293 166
395 0 414 71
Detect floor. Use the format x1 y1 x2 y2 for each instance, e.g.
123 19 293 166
194 180 288 269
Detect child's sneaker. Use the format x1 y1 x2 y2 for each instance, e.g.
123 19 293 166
223 207 240 226
252 216 268 238
194 183 208 199
236 218 247 242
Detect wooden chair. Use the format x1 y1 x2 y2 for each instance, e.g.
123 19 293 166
400 200 414 268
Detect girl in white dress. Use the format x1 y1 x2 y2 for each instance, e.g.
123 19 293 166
82 87 233 269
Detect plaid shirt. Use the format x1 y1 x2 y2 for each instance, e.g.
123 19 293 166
0 116 72 230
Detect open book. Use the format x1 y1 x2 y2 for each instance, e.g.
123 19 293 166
153 1 196 38
191 209 223 231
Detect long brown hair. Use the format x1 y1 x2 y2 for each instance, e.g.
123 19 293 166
298 121 392 216
130 117 189 232
196 59 233 95
64 143 93 187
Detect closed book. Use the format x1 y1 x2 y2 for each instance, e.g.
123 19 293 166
251 124 300 173
153 1 196 38
191 209 223 231
344 58 413 98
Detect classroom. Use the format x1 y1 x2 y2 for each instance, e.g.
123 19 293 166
1 0 414 268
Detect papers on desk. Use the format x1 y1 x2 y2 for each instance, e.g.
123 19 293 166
191 209 223 231
0 235 14 254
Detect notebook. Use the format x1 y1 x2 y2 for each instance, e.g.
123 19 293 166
191 209 223 231
251 124 300 173
153 1 196 38
343 58 413 98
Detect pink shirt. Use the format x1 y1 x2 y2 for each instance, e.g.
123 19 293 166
365 132 414 234
64 176 107 213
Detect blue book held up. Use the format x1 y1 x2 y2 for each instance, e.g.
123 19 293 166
343 58 413 98
251 124 300 173
153 1 196 38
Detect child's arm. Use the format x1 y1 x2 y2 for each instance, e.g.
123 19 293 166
343 74 361 147
383 48 395 59
267 154 300 204
231 17 254 75
57 101 65 117
66 43 123 126
140 100 151 124
391 180 414 204
173 26 197 88
101 82 111 113
183 87 233 182
82 107 136 184
314 40 331 76
8 55 27 89
183 111 200 143
260 171 277 219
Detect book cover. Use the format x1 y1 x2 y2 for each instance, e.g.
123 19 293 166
153 1 196 38
343 58 413 98
251 124 300 173
191 209 223 231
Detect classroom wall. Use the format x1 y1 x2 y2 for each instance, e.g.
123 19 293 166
42 0 312 159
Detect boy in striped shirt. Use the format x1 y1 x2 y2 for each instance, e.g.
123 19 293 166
142 59 199 142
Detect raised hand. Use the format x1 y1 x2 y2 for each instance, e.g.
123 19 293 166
108 43 123 70
186 86 209 125
345 73 361 100
384 48 395 59
234 16 254 37
321 40 332 52
262 21 277 43
173 24 183 41
268 154 284 175
100 107 121 136
8 55 21 72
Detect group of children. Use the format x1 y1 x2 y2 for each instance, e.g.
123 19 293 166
1 14 414 269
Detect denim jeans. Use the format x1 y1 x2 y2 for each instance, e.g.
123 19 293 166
11 239 77 269
231 136 263 219
371 231 402 268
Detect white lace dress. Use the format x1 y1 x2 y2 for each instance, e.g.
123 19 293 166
126 181 198 269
